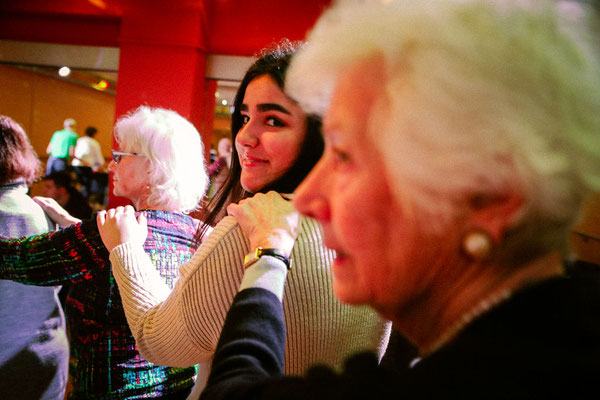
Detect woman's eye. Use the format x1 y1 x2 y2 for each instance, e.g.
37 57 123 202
241 115 250 125
266 117 285 127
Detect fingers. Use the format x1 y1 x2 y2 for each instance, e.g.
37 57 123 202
97 206 137 225
97 210 106 225
226 202 238 217
104 205 135 217
137 213 148 231
96 205 145 252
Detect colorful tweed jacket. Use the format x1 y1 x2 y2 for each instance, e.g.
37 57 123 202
0 210 199 400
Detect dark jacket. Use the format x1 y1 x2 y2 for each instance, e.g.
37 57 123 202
202 262 600 400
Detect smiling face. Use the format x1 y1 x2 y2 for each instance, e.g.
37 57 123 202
294 59 446 318
108 150 151 207
235 74 307 193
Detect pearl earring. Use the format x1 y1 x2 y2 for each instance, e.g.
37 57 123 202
461 230 492 262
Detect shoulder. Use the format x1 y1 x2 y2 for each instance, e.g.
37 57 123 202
201 215 247 254
179 216 247 275
143 210 201 241
0 189 53 235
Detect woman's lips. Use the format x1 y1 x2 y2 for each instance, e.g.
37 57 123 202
241 154 267 167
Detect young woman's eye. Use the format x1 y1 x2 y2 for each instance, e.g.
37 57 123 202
265 117 285 127
241 115 250 125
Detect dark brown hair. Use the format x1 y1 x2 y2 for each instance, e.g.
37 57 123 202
0 116 42 186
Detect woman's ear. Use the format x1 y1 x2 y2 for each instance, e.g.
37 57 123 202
466 189 524 244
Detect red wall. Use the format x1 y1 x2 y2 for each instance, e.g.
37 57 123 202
0 0 330 54
0 0 332 207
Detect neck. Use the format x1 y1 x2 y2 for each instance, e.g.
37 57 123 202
390 251 565 356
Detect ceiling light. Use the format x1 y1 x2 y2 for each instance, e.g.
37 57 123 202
58 66 71 77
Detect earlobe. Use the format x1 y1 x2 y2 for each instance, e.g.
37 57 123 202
466 189 524 244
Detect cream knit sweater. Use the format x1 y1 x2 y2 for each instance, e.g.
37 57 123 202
109 215 391 375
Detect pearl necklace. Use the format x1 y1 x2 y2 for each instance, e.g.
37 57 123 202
422 288 513 357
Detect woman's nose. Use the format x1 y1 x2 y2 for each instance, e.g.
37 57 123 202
236 122 259 148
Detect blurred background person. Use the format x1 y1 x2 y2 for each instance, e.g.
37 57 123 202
42 171 93 221
72 125 105 200
45 117 78 176
157 0 598 398
206 137 232 199
0 106 207 400
0 115 69 400
97 43 391 398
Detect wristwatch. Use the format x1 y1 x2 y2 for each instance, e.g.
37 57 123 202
243 247 291 270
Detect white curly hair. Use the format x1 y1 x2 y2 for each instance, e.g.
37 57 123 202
287 0 600 261
114 106 208 213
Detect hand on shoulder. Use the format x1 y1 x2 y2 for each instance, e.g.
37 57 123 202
97 205 148 252
227 191 299 256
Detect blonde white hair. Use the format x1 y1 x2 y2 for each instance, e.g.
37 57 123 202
114 106 207 213
287 0 600 260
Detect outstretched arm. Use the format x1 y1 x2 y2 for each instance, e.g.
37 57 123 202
33 196 81 227
0 218 109 285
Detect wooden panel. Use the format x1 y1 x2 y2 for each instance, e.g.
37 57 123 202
0 64 115 161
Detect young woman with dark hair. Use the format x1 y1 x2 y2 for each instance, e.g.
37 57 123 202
200 42 324 233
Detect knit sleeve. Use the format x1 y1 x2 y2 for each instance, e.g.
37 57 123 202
0 218 109 285
109 216 248 367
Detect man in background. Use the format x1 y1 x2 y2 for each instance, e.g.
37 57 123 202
72 126 105 199
42 171 92 221
45 118 78 176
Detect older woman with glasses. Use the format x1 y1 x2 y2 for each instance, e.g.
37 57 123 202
0 106 207 400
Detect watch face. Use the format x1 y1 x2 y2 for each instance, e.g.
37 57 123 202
243 248 262 269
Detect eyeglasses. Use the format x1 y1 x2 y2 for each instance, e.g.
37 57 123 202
111 150 139 164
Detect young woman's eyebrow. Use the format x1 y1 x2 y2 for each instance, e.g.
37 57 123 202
239 103 292 115
257 103 292 114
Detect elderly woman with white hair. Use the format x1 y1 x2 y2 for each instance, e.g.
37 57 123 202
109 0 598 399
0 106 207 399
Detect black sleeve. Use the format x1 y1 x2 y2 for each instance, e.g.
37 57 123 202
201 288 287 400
201 288 393 400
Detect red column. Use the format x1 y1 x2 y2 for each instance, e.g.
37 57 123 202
109 2 209 208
